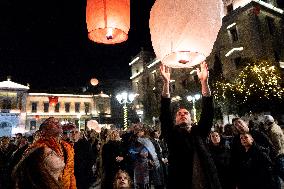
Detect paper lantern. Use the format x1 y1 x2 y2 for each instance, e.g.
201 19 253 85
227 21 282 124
90 78 99 86
86 0 130 44
87 120 101 133
149 0 224 68
48 96 58 106
35 115 40 120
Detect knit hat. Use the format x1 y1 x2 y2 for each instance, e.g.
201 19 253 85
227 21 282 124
263 115 274 125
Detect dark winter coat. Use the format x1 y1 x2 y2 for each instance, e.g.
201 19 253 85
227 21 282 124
160 96 221 189
231 129 277 162
236 143 279 189
74 137 97 189
102 140 126 189
230 128 277 187
208 141 234 189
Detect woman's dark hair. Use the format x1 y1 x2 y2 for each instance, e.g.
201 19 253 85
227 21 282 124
208 131 227 148
12 147 62 189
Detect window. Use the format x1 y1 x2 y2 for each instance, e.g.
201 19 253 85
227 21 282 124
233 57 242 68
274 51 280 62
135 81 139 91
55 103 60 112
229 28 238 42
182 79 188 89
227 4 233 14
194 75 199 83
84 102 90 114
213 54 223 77
98 103 104 113
2 98 12 110
170 83 176 93
30 121 36 130
266 16 275 35
75 119 79 127
146 76 150 85
18 95 23 110
65 103 70 113
75 102 80 113
152 71 157 81
44 102 49 112
31 102 37 113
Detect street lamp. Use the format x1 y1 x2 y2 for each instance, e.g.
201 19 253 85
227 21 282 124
116 92 135 129
186 94 201 123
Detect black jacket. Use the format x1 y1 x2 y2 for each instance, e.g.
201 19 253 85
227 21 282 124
236 143 278 189
160 96 221 189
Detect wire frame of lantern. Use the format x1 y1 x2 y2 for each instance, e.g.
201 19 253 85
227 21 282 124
149 0 224 68
86 0 130 44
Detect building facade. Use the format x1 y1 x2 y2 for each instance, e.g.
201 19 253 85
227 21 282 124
207 0 284 80
130 0 284 124
0 79 111 137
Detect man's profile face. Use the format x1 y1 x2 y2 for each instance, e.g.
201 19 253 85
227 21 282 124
153 131 160 139
233 118 249 133
71 130 80 142
175 108 191 126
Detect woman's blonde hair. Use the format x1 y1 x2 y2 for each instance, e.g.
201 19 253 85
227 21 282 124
107 130 120 141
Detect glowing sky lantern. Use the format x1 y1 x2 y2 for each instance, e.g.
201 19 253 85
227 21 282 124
86 0 130 44
150 0 224 68
87 120 101 133
48 96 58 106
35 115 40 120
90 78 99 86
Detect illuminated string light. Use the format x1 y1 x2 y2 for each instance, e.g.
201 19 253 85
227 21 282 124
213 60 284 106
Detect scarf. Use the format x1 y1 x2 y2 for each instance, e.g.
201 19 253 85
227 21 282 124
24 137 76 189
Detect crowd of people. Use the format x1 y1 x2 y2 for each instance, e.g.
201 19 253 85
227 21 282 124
0 62 283 189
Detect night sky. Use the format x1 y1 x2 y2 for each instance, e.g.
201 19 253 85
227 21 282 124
0 0 155 90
